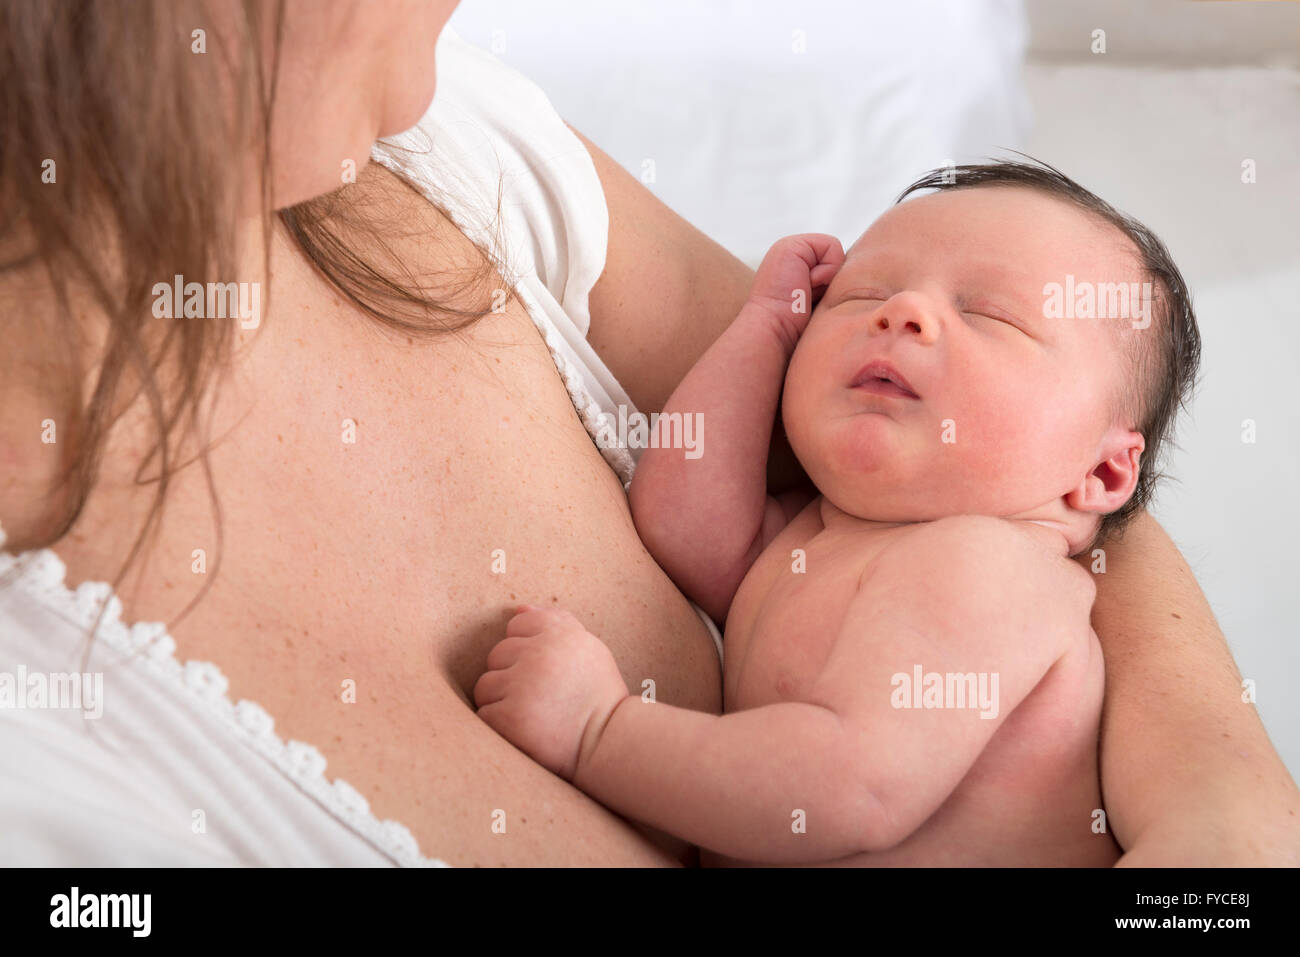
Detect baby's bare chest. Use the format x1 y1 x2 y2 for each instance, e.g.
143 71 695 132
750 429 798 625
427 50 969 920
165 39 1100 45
723 515 898 711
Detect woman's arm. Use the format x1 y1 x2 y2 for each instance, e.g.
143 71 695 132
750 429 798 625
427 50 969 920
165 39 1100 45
568 124 753 415
568 124 809 493
1085 510 1300 865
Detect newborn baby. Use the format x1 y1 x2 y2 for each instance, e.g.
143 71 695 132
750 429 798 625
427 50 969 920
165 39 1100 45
474 160 1198 866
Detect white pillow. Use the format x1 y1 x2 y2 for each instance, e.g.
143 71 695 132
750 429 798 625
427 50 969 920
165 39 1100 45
449 0 1031 265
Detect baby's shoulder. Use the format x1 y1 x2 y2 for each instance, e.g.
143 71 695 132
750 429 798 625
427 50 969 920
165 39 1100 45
864 515 1094 610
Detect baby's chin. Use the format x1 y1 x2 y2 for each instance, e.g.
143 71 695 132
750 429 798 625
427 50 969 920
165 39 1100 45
792 409 905 477
818 483 942 525
802 458 933 523
815 466 1092 540
802 445 1016 524
796 416 1050 522
819 485 1019 528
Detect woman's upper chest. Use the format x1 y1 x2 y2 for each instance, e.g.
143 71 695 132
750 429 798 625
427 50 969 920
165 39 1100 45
99 225 724 863
166 221 721 715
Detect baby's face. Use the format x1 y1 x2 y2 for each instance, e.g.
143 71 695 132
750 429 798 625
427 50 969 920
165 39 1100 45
783 186 1142 524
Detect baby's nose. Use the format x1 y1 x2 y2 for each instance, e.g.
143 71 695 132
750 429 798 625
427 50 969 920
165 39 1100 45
868 292 940 344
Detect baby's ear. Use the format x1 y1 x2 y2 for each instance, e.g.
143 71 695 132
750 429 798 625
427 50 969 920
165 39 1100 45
1065 428 1145 515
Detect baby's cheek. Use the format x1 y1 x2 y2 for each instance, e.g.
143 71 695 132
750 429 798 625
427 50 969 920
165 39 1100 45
947 392 1035 475
780 374 824 481
956 391 1084 504
781 343 823 439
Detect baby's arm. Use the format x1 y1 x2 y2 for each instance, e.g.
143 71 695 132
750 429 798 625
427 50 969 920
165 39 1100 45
476 517 1097 863
628 235 843 622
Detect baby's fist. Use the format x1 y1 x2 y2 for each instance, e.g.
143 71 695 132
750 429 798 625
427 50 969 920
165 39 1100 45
473 605 629 781
747 233 846 351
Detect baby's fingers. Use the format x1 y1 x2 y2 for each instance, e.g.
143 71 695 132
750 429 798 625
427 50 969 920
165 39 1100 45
474 700 513 740
472 667 510 708
779 234 844 278
803 234 846 270
485 633 531 671
810 261 841 287
506 605 552 637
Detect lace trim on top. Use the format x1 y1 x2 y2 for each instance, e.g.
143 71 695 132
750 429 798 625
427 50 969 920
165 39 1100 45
370 143 637 487
515 282 637 486
0 542 449 868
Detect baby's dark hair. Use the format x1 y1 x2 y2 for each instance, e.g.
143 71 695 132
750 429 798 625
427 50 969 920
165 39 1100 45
894 156 1202 546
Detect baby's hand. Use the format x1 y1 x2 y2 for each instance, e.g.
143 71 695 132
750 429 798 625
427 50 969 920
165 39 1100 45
473 605 630 782
745 233 846 352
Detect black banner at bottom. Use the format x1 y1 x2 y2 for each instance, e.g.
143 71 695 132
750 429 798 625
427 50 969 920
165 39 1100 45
0 865 1286 944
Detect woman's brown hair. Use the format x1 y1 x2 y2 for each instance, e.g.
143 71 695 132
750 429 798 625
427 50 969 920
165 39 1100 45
1 0 509 633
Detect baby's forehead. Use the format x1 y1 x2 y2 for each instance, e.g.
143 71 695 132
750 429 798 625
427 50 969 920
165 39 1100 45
846 186 1140 278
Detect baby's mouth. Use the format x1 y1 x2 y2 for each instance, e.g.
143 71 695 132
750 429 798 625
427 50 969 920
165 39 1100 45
849 361 921 399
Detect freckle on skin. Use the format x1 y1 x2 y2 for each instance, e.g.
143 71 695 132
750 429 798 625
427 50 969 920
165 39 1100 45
1171 612 1182 619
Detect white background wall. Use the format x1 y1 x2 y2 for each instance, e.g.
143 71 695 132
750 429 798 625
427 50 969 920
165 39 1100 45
450 0 1300 781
